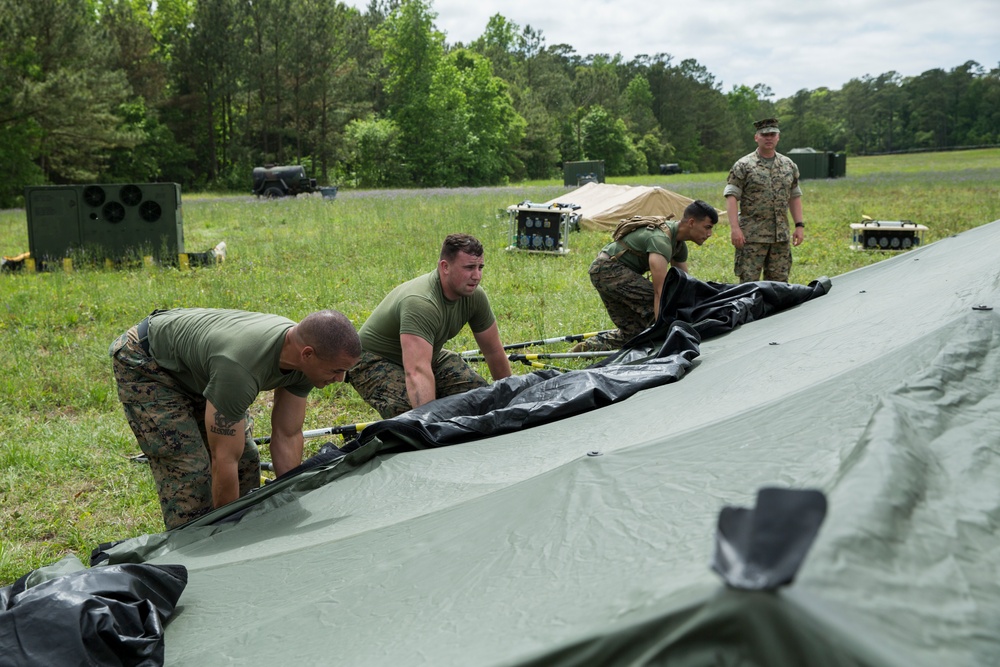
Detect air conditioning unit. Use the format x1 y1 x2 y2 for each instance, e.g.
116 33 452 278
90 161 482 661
25 183 184 267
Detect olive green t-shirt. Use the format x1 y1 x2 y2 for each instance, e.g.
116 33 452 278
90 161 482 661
146 308 314 421
359 270 496 365
601 219 688 273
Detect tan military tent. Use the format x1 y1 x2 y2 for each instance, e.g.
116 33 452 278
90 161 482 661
545 182 727 231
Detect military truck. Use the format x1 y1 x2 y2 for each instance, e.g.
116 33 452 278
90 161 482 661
251 165 318 198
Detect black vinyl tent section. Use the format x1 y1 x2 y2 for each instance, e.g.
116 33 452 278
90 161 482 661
7 220 1000 666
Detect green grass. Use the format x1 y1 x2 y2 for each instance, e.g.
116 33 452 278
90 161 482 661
1 148 999 584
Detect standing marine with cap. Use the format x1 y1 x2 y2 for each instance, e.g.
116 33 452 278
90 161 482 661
724 117 805 283
110 308 361 528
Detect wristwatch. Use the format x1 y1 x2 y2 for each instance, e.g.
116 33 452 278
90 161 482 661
794 221 805 228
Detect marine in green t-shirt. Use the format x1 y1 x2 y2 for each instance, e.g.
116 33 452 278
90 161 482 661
349 234 512 419
110 308 360 528
575 201 719 353
148 309 314 421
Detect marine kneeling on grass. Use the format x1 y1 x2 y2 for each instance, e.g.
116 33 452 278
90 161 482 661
110 308 360 529
348 233 512 419
573 200 719 353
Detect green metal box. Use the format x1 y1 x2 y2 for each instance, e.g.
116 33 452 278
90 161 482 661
788 149 847 180
788 150 826 180
25 183 184 267
563 160 605 186
829 152 847 178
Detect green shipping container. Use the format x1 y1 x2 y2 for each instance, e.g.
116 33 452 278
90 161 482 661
829 152 847 178
788 149 847 179
788 150 826 180
563 160 605 186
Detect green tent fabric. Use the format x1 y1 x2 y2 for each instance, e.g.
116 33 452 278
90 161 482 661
98 220 1000 666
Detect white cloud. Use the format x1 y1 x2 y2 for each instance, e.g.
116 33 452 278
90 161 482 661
340 0 1000 98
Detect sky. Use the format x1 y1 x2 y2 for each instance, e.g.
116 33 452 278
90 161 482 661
341 0 1000 100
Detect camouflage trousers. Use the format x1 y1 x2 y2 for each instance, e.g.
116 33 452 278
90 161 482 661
734 241 792 283
347 348 488 419
576 255 654 352
110 322 257 529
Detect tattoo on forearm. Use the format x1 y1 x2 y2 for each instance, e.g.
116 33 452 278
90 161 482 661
210 411 239 437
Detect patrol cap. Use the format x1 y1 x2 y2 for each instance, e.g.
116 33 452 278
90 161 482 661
753 117 780 134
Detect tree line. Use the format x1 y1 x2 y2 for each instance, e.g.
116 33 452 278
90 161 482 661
2 0 998 207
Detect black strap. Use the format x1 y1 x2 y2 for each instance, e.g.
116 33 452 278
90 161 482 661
612 237 642 261
136 309 168 356
136 317 151 355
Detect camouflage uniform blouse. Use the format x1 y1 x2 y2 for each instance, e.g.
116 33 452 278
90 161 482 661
724 151 803 243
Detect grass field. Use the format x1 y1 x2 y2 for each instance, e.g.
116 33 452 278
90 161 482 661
1 148 998 584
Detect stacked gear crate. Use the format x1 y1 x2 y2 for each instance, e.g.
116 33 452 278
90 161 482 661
505 202 580 255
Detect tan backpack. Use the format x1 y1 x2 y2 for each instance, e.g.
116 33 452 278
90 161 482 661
611 215 674 259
